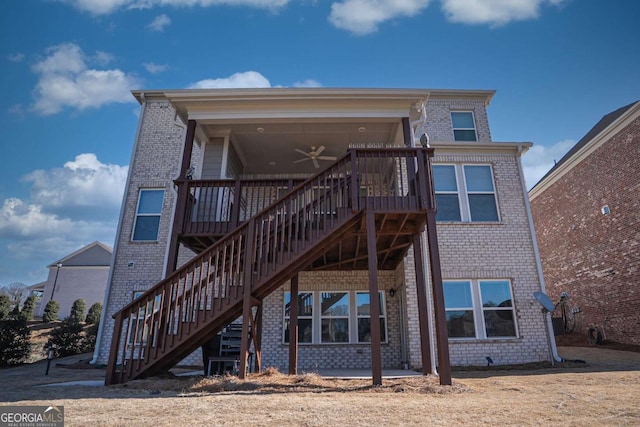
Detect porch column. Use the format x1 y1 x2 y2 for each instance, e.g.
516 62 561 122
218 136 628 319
252 300 263 373
166 119 197 275
288 274 299 375
412 232 433 375
366 211 383 386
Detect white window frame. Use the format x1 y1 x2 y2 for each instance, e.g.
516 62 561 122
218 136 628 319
356 291 387 343
283 290 388 345
434 164 499 222
443 279 518 340
131 189 165 242
451 111 478 142
283 292 314 344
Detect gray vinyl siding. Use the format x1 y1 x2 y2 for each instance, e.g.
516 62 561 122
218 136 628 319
201 137 225 179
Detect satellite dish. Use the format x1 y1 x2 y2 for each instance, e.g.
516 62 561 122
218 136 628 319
533 291 555 313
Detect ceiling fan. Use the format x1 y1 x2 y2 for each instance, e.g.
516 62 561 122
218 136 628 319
293 145 337 169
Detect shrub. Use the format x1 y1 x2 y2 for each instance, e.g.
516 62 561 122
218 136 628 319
10 303 20 318
69 299 87 323
82 323 99 352
0 294 10 320
85 302 102 325
21 295 37 321
49 317 88 357
0 318 31 366
42 300 60 322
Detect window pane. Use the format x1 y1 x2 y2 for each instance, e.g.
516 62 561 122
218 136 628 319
321 318 349 342
453 129 477 142
435 194 461 221
284 318 313 343
464 166 494 192
451 112 475 129
356 292 384 316
321 292 349 316
133 216 161 241
444 281 473 308
284 292 313 317
483 310 516 337
468 194 498 221
446 310 475 338
480 281 513 308
358 318 387 342
433 166 457 191
138 190 164 214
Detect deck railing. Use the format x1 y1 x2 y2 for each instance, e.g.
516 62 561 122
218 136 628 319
106 147 435 384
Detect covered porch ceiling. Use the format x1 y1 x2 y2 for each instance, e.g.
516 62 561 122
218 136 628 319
202 119 403 175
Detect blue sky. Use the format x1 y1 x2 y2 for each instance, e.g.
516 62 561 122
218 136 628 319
0 0 638 287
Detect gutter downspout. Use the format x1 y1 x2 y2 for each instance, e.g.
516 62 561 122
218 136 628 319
91 93 148 365
517 145 563 364
409 99 438 375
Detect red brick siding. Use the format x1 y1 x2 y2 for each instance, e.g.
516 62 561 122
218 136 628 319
530 116 640 345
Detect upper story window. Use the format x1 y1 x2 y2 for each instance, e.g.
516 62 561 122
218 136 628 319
132 189 165 241
451 112 477 142
444 279 517 339
433 164 499 222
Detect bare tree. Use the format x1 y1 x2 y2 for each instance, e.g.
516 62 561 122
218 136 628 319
3 283 28 308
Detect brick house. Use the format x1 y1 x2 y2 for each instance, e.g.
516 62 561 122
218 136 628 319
92 88 553 385
529 100 640 346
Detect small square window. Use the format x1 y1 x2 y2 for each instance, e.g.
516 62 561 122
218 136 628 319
451 112 477 142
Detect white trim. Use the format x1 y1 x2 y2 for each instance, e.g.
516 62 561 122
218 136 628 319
451 111 478 142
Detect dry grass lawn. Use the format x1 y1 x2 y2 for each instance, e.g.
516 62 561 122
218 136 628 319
1 346 639 426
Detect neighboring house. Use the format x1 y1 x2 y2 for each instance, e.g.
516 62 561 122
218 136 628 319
38 241 113 319
94 88 552 385
529 101 640 346
27 281 46 315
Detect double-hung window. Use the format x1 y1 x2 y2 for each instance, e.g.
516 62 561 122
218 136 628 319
433 164 498 222
451 111 477 141
132 189 164 241
283 290 387 344
443 279 517 339
321 292 349 343
283 292 313 343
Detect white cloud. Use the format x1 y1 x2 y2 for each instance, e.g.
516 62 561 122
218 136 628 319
522 139 574 189
0 154 126 284
293 79 323 88
61 0 289 15
329 0 431 35
31 43 141 115
8 52 25 62
441 0 568 26
190 71 271 89
23 153 128 218
147 14 171 31
143 62 169 74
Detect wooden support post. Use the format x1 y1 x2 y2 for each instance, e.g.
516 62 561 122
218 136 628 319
239 219 256 379
254 302 263 373
365 211 383 386
288 274 299 375
425 215 451 384
167 119 197 275
412 232 434 374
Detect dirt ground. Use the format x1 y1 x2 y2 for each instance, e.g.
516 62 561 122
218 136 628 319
1 345 639 426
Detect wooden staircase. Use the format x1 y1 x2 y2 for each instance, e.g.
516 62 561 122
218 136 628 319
105 148 435 385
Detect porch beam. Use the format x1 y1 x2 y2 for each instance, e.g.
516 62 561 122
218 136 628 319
288 274 299 375
365 211 383 386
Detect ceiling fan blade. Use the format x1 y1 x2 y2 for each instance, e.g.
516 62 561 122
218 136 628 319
317 156 337 161
314 145 326 155
312 158 320 169
293 157 311 164
294 148 311 157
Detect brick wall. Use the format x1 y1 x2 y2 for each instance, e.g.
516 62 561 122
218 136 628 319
530 115 640 345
